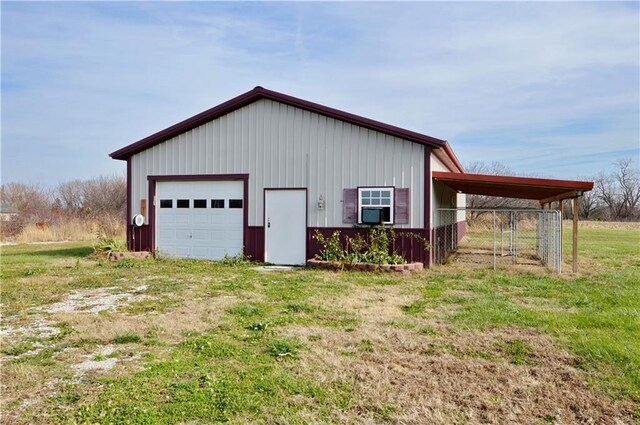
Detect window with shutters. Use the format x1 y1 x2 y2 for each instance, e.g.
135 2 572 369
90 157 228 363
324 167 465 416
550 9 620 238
343 187 410 225
358 188 393 224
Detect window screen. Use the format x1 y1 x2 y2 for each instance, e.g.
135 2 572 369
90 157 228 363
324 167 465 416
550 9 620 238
211 199 224 208
177 199 189 208
160 199 173 208
229 199 243 209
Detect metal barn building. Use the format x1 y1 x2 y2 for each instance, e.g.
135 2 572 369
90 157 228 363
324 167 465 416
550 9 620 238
110 87 590 268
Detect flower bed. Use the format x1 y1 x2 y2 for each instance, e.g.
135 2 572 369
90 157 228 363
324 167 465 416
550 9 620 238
307 259 424 273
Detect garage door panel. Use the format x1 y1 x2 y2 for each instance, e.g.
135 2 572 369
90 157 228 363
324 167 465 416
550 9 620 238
193 215 209 225
192 247 209 258
192 231 210 240
158 229 175 240
156 180 243 260
176 214 191 225
176 246 191 256
160 214 176 225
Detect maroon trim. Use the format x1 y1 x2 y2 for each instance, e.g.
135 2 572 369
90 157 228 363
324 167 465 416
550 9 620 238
246 226 265 262
433 143 464 173
147 174 250 254
110 86 447 161
147 174 249 182
424 147 432 267
126 158 132 249
148 179 156 252
262 188 308 262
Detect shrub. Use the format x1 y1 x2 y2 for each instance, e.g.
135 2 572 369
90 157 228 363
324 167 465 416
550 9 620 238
314 226 427 265
313 230 345 262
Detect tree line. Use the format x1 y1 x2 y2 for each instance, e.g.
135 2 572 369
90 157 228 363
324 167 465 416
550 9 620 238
1 175 126 237
464 158 639 221
1 157 637 239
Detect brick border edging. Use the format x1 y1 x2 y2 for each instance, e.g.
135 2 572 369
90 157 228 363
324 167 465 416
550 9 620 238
108 251 151 262
307 259 423 274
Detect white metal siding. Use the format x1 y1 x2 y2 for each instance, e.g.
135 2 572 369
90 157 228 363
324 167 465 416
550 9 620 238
131 99 425 228
430 154 465 228
432 181 458 228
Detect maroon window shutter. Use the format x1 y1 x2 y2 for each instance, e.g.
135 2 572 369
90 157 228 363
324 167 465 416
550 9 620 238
394 188 410 224
343 188 358 223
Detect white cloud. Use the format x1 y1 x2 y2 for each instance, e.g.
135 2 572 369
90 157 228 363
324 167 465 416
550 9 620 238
1 2 638 184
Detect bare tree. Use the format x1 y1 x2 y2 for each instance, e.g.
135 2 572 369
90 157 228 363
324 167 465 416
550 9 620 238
464 161 537 225
593 158 640 220
56 180 85 215
54 175 126 220
614 158 640 218
578 189 598 219
81 175 127 219
0 183 52 221
0 183 53 236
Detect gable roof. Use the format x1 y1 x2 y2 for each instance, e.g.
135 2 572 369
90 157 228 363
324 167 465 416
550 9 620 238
110 86 461 171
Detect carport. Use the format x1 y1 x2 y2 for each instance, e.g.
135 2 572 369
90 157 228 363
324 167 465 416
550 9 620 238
432 172 594 272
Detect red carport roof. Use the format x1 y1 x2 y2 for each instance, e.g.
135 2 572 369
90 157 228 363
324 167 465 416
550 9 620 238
432 171 593 202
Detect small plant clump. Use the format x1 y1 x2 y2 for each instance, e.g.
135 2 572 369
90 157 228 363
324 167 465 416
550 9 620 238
220 250 252 266
313 230 344 262
113 333 142 344
267 338 302 359
94 232 127 257
313 226 429 265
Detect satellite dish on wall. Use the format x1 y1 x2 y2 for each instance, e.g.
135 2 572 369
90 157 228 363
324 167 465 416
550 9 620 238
132 214 145 227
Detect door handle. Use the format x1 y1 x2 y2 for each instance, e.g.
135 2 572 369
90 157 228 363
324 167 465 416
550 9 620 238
267 219 271 228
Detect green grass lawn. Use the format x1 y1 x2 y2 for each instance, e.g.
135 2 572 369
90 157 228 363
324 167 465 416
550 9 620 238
1 225 639 424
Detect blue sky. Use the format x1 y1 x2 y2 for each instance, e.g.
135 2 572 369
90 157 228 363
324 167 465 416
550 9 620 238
2 1 638 185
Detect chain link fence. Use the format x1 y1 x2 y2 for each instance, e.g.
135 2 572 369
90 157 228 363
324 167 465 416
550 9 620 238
435 209 562 272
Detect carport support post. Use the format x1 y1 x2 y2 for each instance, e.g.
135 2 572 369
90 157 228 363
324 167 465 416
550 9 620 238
573 197 579 273
558 200 564 259
492 210 497 271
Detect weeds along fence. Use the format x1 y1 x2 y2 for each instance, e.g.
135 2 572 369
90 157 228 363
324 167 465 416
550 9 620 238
435 209 562 272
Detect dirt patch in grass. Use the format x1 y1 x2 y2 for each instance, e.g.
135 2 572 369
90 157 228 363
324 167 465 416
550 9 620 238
54 295 238 346
38 285 149 314
282 283 636 424
319 284 418 325
512 296 578 313
285 324 636 424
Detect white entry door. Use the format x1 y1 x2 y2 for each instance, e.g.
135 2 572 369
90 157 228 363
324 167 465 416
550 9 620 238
156 180 243 260
265 190 306 265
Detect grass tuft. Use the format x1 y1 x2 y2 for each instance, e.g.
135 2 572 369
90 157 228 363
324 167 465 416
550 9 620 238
499 339 532 365
113 333 142 344
267 338 302 359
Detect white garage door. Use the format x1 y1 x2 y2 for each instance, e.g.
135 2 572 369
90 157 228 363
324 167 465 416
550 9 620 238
156 180 243 260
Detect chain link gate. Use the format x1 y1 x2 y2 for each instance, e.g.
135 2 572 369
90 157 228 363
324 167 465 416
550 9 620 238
435 209 562 272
